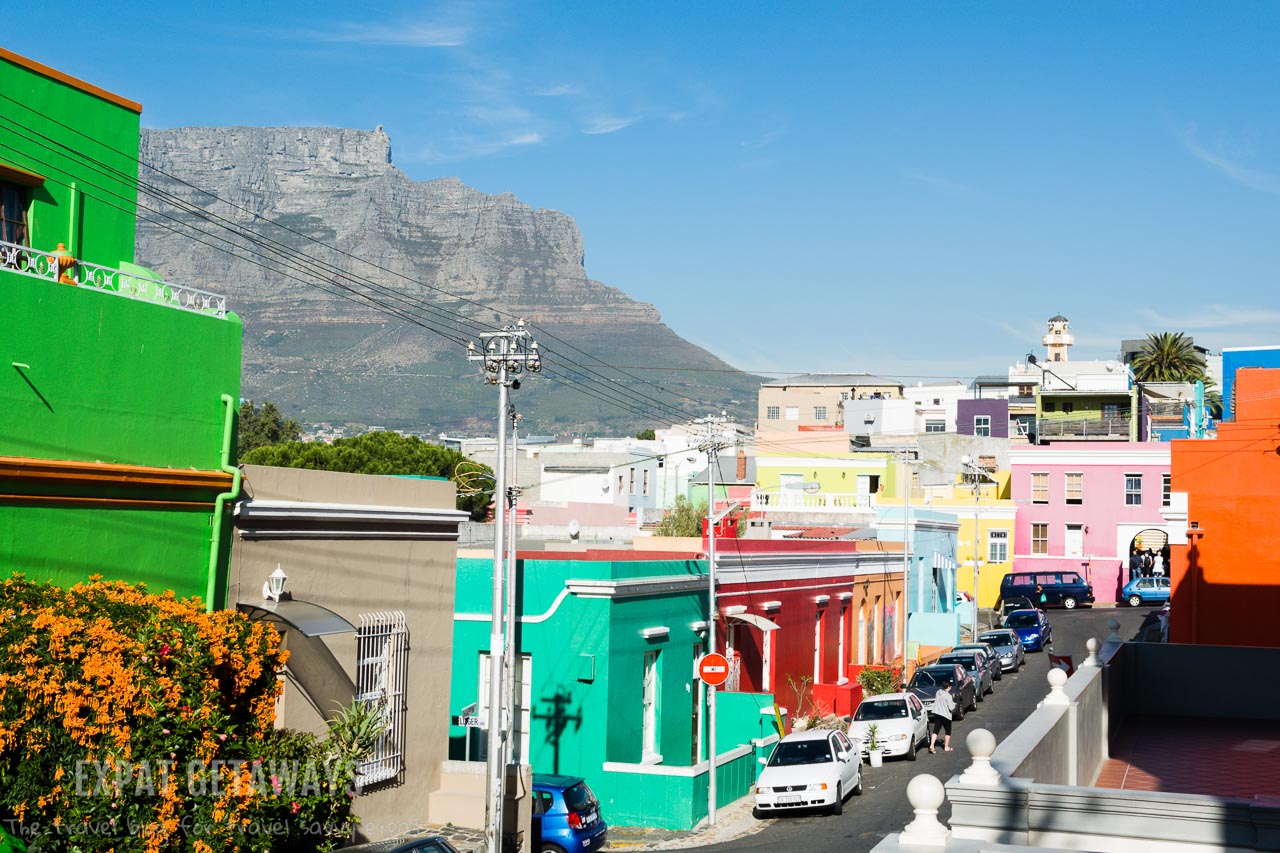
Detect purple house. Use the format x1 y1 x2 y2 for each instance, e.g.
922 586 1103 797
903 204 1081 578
957 399 1010 438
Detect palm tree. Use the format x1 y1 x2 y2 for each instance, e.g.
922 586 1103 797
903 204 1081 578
1130 332 1206 383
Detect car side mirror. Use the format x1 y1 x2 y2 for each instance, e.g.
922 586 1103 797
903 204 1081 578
837 751 850 762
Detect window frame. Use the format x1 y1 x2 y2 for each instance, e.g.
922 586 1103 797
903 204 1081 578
1031 472 1049 504
1124 473 1143 506
925 419 946 433
355 611 409 786
988 529 1009 564
1031 523 1049 555
766 405 781 420
974 415 991 437
1065 472 1084 505
784 406 800 421
0 180 31 247
1162 473 1171 508
814 405 827 421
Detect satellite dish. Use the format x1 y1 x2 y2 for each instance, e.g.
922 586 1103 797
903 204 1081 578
568 520 580 540
802 481 821 494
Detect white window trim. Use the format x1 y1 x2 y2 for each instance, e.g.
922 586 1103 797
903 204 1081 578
356 611 409 786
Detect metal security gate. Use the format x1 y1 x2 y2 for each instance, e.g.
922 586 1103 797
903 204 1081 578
355 611 408 786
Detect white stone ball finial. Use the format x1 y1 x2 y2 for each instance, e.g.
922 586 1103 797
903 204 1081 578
900 774 952 846
1083 637 1101 667
1043 666 1069 706
1106 619 1122 642
958 728 1001 785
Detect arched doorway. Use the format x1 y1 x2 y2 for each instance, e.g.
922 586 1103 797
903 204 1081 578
1127 528 1170 579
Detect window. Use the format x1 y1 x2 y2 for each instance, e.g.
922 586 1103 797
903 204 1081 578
1065 472 1083 505
1062 401 1074 414
925 420 946 433
1125 474 1143 506
1103 403 1120 419
356 611 409 784
814 405 827 421
974 415 991 437
1031 523 1048 555
0 182 28 246
1043 401 1056 412
617 474 624 494
988 529 1009 564
1162 473 1171 508
1032 473 1049 504
1062 573 1083 584
629 467 636 494
766 406 780 420
1018 384 1035 397
642 650 661 760
642 469 650 496
784 406 799 421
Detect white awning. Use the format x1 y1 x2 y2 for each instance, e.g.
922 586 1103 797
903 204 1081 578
728 612 780 632
932 552 959 570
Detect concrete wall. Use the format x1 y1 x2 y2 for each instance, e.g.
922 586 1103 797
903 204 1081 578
1222 347 1280 421
227 466 463 843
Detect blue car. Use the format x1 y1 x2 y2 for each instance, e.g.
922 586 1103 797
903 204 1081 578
532 773 608 853
1123 576 1171 607
1004 608 1052 651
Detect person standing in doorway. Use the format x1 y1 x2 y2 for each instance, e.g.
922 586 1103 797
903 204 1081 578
1128 548 1142 582
929 679 956 754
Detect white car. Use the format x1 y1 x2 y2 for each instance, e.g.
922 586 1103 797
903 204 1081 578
753 729 863 818
847 692 929 761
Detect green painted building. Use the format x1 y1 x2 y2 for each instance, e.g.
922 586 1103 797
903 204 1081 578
0 49 242 605
449 553 780 829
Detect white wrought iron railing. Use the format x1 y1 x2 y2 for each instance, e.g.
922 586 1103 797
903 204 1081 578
0 240 227 318
355 611 409 787
751 490 876 511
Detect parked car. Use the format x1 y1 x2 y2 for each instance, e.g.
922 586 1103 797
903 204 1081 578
1000 571 1094 610
1122 576 1171 607
977 628 1026 672
532 773 608 853
848 692 929 761
998 595 1036 619
936 650 995 700
753 729 863 818
387 838 462 853
1004 608 1052 651
905 662 976 718
952 642 1004 681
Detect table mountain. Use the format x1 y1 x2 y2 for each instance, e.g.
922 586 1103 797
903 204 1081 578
135 126 760 434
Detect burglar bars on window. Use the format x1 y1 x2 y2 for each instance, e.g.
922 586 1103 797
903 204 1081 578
355 611 409 786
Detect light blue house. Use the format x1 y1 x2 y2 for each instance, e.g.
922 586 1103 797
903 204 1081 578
873 508 961 650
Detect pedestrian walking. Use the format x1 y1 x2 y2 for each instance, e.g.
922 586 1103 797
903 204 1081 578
928 679 956 754
1128 549 1142 582
1142 550 1155 578
1153 550 1165 577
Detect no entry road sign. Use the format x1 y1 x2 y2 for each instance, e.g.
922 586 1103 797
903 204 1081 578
697 652 730 687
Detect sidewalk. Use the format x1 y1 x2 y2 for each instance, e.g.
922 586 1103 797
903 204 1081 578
605 794 770 851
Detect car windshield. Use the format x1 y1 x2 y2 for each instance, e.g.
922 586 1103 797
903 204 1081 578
979 633 1011 646
854 700 908 721
939 655 977 672
1006 612 1039 628
910 668 953 687
563 782 597 812
768 739 833 767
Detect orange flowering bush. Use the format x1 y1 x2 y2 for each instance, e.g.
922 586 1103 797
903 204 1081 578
0 575 356 851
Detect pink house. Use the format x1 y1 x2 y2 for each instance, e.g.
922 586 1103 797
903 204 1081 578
1009 443 1176 605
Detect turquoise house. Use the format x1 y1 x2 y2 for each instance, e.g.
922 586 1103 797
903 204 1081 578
449 553 779 829
874 509 962 649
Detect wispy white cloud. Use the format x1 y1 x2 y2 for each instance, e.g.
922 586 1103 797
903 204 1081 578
299 21 468 47
533 84 579 97
903 170 979 197
582 115 639 135
413 130 543 163
740 126 786 150
1179 123 1280 194
1143 304 1280 331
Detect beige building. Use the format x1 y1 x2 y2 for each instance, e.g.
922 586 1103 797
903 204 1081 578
757 373 905 433
228 466 468 844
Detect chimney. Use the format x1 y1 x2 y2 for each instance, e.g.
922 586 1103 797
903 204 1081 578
736 448 747 481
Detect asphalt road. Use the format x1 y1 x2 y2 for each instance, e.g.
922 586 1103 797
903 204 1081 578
706 605 1151 853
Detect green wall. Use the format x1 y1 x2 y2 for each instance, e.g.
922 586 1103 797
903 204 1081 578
0 53 140 266
449 557 776 829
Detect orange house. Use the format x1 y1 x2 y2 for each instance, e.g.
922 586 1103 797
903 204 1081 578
1168 368 1280 646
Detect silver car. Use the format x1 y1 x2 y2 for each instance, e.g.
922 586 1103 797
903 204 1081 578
953 642 1004 682
977 629 1026 673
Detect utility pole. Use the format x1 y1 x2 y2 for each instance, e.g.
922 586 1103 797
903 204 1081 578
697 412 727 827
504 408 522 765
468 321 540 853
899 448 912 678
960 455 994 640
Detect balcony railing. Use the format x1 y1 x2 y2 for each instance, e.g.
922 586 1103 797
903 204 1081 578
751 490 876 512
1 240 227 318
1036 413 1130 439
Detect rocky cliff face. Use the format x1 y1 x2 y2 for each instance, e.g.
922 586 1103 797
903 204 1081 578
136 126 756 432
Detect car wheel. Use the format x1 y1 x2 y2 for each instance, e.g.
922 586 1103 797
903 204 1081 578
954 703 964 721
907 737 917 761
1062 596 1077 610
831 782 843 816
852 771 864 795
1128 594 1142 607
752 806 764 820
977 687 984 703
967 691 978 713
540 845 568 853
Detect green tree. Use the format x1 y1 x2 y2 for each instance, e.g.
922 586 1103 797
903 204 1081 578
634 428 656 440
238 399 302 457
1130 332 1207 383
242 431 493 520
655 495 707 537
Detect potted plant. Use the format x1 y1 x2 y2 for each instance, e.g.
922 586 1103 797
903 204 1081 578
866 723 884 767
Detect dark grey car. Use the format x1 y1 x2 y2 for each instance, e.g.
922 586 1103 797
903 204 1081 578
906 663 977 718
977 629 1026 672
952 642 1004 682
937 651 995 701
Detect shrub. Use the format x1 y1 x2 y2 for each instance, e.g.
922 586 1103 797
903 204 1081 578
0 575 356 851
856 666 901 697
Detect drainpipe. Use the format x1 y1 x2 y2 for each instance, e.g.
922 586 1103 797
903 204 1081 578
206 393 241 612
68 182 80 256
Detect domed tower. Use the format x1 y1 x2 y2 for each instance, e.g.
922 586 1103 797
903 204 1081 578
1043 314 1074 362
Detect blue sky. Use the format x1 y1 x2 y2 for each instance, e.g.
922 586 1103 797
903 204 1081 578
8 2 1280 378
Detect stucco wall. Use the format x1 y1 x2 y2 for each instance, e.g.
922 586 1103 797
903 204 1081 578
227 466 462 843
958 399 1010 438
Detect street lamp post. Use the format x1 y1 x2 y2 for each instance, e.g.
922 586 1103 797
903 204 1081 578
468 321 540 853
696 413 727 828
